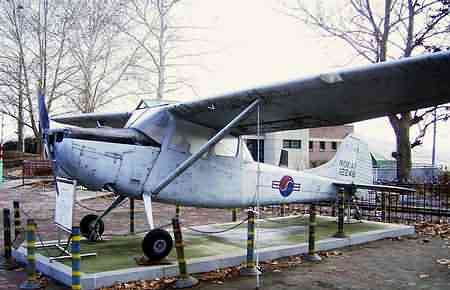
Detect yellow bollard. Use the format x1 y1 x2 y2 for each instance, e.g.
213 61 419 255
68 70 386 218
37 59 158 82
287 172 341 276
334 188 347 238
172 218 198 288
19 219 40 290
240 210 261 276
304 204 322 261
72 227 82 290
13 201 22 240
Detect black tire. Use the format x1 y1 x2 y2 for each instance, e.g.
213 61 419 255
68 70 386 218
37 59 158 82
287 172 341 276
142 229 173 261
80 214 105 241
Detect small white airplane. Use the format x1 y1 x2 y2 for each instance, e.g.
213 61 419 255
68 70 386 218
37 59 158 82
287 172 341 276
39 51 450 260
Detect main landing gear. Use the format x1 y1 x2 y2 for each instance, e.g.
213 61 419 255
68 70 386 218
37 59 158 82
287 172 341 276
142 228 173 260
79 193 174 261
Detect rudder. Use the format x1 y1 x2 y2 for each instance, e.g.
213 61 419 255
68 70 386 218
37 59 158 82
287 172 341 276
306 135 373 184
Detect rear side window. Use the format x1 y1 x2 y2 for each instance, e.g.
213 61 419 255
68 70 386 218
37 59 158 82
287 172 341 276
214 135 238 157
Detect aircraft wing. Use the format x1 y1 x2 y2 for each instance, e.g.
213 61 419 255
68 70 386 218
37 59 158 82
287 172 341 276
52 111 132 128
333 182 415 193
169 51 450 135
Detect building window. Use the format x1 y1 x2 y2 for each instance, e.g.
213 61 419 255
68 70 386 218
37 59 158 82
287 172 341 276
319 141 325 151
331 141 337 151
283 139 302 149
309 141 313 152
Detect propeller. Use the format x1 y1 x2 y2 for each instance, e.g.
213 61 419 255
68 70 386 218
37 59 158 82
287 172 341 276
37 83 50 159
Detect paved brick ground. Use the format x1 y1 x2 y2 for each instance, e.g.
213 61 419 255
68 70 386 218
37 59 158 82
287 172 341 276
0 179 253 289
195 237 450 290
2 180 448 290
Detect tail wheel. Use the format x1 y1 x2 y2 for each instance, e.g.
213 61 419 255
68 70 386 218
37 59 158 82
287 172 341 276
142 229 173 261
80 214 105 241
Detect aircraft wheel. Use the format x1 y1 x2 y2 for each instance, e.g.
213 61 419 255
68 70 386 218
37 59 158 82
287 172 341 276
80 214 105 241
142 229 173 261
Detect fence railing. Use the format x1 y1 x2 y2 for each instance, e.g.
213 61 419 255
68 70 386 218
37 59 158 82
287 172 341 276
315 183 450 224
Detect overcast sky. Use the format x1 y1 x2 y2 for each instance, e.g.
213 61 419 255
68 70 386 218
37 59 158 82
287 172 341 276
2 0 449 166
178 0 450 166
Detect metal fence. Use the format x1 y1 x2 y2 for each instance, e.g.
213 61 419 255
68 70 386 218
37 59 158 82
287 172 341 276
314 183 450 224
356 183 450 224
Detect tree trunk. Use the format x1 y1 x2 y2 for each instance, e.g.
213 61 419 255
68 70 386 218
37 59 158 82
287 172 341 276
389 114 412 182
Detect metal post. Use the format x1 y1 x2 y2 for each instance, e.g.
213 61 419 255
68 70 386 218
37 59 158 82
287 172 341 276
13 201 22 239
0 142 3 184
19 219 40 290
280 204 285 217
381 192 386 222
232 208 237 222
333 188 347 238
240 210 261 276
129 198 135 234
3 209 12 260
304 204 321 261
172 218 198 288
72 226 82 290
432 107 437 182
176 205 182 220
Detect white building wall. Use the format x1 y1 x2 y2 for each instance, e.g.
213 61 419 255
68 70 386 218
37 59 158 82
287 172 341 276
264 129 309 171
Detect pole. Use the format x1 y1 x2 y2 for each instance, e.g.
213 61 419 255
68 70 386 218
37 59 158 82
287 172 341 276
72 226 82 290
431 107 437 182
0 141 3 184
19 219 40 290
305 204 321 261
333 188 347 238
240 210 260 276
176 205 181 220
232 208 237 222
13 201 22 239
129 198 135 234
3 209 12 260
172 218 198 288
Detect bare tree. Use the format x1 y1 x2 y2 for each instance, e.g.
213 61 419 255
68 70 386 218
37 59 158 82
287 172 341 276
283 0 450 181
65 0 140 113
124 0 199 100
0 0 77 147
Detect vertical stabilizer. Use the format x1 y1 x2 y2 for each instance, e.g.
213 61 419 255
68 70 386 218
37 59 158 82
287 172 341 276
306 135 373 184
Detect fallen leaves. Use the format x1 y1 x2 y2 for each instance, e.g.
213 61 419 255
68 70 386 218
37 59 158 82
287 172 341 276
415 222 450 239
319 251 343 258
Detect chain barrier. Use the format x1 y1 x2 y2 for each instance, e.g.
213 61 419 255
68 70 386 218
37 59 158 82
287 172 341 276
262 215 308 226
183 217 249 234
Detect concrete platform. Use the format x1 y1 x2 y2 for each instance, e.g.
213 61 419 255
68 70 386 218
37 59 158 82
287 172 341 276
12 216 414 290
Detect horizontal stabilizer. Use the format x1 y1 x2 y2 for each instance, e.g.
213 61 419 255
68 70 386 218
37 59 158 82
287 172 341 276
333 182 415 193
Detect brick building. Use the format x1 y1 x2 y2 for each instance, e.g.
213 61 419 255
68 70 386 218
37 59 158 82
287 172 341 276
309 125 354 167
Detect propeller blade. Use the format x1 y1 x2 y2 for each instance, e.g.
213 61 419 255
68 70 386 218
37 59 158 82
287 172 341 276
37 85 50 159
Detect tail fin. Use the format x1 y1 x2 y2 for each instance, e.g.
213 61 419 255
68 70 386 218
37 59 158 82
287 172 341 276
306 134 373 184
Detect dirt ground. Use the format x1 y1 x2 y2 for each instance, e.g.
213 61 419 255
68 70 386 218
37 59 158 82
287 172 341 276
1 180 449 290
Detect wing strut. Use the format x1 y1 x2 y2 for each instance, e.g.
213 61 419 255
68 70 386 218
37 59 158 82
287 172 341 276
150 98 261 196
